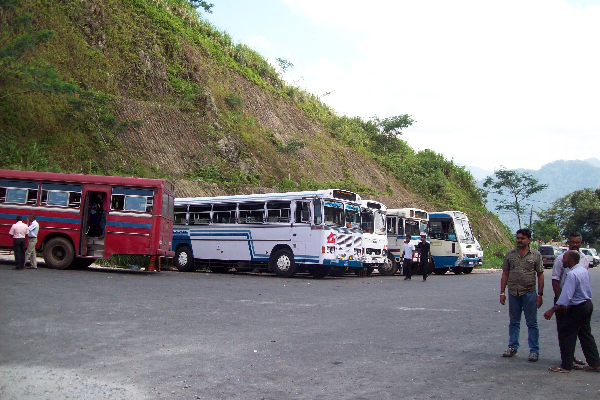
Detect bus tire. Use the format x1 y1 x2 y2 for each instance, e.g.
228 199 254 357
379 254 397 276
175 246 197 272
451 267 463 274
433 267 449 275
463 267 473 274
43 237 75 270
270 248 296 278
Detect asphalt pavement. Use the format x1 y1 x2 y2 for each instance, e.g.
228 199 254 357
1 262 599 399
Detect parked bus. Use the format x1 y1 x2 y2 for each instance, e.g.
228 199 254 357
428 211 479 274
0 169 175 270
172 189 363 278
384 208 429 275
359 199 387 276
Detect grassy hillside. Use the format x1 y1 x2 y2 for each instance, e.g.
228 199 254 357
0 0 512 252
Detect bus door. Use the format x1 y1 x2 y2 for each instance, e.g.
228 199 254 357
80 187 110 257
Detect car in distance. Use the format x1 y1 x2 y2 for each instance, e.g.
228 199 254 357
581 248 599 268
538 245 564 269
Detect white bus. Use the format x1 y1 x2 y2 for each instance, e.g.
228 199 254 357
428 211 479 274
172 189 363 278
359 200 387 275
384 208 429 275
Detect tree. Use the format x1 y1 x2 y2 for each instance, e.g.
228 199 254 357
189 1 214 13
530 216 562 243
370 114 414 153
538 188 600 245
275 57 293 73
483 168 548 229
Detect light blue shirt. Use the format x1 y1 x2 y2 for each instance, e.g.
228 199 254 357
556 265 592 307
27 220 39 238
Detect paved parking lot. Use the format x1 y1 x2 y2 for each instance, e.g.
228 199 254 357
1 262 600 399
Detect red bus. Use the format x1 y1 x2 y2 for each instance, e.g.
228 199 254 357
0 169 175 270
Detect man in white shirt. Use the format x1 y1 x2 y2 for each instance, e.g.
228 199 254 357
9 216 28 270
551 232 589 366
401 236 415 280
25 214 39 269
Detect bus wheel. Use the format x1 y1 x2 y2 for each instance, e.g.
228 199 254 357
43 237 75 270
433 267 449 275
71 259 95 269
463 267 473 274
329 267 346 277
270 248 296 278
309 266 331 278
379 255 397 276
175 246 197 272
451 267 463 274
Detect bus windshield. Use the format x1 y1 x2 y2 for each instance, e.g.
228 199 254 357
324 201 344 227
405 220 421 237
361 210 374 233
455 218 475 243
374 210 386 235
346 204 360 229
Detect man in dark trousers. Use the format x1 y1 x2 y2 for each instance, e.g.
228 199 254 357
544 250 600 373
401 236 415 280
500 228 544 362
416 233 431 282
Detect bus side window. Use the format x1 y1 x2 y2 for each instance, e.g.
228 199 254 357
266 201 291 223
174 205 188 225
295 201 311 223
189 205 211 225
111 195 125 211
0 180 39 205
387 217 396 235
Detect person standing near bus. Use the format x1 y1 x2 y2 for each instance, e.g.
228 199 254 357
543 250 600 373
402 236 416 280
9 216 28 270
416 233 431 282
25 214 39 269
499 228 544 362
551 232 589 366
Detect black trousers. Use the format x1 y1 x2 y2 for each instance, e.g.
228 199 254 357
558 300 600 370
403 259 413 278
13 238 26 269
419 259 428 280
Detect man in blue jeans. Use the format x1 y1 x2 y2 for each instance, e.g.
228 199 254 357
499 228 544 362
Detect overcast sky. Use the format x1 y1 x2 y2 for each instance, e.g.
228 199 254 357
205 0 600 172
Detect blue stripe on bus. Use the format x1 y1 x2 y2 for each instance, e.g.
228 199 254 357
183 228 326 263
0 214 80 224
106 221 152 229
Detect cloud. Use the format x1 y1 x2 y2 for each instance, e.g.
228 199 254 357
279 0 600 170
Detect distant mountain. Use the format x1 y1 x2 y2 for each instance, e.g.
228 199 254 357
585 158 600 168
473 159 600 232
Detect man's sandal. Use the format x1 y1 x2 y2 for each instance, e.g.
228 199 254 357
573 364 586 370
583 366 600 372
549 366 571 373
574 358 586 365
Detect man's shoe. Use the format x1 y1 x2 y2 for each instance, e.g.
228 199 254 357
528 352 539 362
502 346 517 358
404 277 410 280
